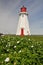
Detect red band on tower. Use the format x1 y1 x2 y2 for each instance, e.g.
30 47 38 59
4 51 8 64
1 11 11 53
21 28 24 36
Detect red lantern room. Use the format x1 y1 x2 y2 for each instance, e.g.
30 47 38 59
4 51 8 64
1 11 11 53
20 6 27 12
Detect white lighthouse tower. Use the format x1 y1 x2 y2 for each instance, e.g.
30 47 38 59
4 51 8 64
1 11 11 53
16 6 31 36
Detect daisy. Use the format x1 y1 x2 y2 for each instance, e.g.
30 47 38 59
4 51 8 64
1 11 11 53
5 57 10 62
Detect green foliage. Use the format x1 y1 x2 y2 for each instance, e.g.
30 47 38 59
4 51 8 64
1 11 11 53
0 35 43 65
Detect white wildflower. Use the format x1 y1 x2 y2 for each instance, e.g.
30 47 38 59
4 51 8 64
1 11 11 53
1 39 2 41
8 39 10 42
14 51 16 54
14 62 16 65
9 43 10 47
1 54 3 56
19 50 21 53
6 45 8 47
21 38 23 40
14 46 16 48
2 41 4 43
37 41 39 43
17 41 20 44
38 44 40 45
7 49 9 52
28 38 30 41
31 45 34 48
1 61 3 64
5 57 10 62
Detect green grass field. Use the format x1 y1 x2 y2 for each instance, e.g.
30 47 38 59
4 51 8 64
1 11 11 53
0 35 43 65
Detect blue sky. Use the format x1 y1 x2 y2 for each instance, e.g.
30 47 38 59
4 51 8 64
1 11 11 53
0 0 43 35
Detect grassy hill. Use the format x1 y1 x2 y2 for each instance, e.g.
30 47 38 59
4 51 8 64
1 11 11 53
0 35 43 65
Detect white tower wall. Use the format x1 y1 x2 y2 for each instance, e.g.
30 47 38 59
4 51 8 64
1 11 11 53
16 6 31 35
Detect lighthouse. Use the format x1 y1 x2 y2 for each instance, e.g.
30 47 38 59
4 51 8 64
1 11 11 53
16 6 31 35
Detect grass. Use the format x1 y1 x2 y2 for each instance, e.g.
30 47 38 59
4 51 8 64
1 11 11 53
0 35 43 65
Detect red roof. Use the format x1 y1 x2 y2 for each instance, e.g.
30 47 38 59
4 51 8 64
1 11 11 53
20 6 27 12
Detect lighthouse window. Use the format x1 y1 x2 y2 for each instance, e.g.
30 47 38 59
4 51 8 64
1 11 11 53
22 14 24 17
